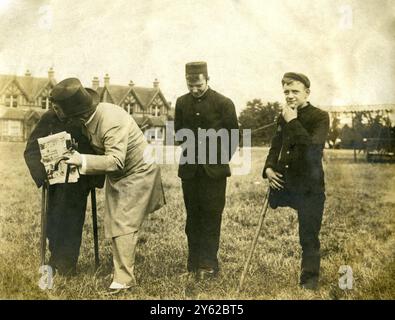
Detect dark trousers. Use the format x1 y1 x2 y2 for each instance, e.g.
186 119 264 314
46 184 90 274
181 166 227 272
295 193 325 281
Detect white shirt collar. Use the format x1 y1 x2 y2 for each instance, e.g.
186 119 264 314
85 109 97 125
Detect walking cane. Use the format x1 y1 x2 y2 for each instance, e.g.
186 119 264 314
40 182 49 266
90 188 100 270
238 187 270 292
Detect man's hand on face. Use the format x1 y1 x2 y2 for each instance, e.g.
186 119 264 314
282 104 297 123
265 167 284 190
64 150 82 167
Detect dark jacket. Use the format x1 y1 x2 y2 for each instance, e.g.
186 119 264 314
24 110 104 190
263 103 329 195
175 88 239 179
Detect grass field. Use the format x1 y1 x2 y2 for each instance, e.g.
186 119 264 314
0 142 394 300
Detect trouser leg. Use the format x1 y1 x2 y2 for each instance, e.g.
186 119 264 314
112 231 139 286
198 173 226 272
297 193 325 282
182 178 201 272
47 185 89 275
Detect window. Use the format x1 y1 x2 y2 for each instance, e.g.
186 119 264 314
41 97 50 109
145 128 156 140
123 103 135 114
152 105 161 116
5 95 18 108
134 103 142 114
1 121 8 136
8 120 22 136
2 120 22 136
156 127 163 139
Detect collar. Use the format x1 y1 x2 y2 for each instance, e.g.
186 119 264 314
85 109 97 125
190 86 211 100
85 104 100 134
297 102 311 113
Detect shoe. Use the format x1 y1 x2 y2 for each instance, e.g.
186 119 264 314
57 267 77 277
197 268 217 281
109 281 132 290
47 261 77 277
300 270 319 290
107 282 134 295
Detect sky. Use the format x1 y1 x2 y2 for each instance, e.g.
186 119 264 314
0 0 394 113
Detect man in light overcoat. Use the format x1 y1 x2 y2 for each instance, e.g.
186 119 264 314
50 78 165 291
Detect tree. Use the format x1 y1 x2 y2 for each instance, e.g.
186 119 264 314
327 113 341 148
238 99 281 146
338 110 394 150
339 124 355 149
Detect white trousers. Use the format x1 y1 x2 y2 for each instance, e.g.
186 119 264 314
111 231 139 286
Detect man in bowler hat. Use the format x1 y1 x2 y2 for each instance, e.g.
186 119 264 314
50 78 165 291
175 62 239 279
24 101 104 276
262 72 329 290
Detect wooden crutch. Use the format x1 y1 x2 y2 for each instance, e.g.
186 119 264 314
238 187 270 292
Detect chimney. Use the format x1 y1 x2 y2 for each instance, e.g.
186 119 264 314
153 78 159 88
129 80 135 87
92 76 100 90
104 73 110 86
25 69 32 77
48 67 54 80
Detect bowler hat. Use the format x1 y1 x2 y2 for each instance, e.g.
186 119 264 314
50 78 99 117
185 61 208 78
282 72 310 88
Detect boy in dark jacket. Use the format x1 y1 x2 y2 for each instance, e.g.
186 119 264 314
263 72 329 290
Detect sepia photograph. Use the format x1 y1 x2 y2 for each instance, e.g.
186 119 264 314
0 0 394 304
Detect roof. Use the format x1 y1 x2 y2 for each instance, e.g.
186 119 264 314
0 75 14 94
132 116 150 127
98 84 170 110
0 74 56 102
133 86 159 108
95 87 104 97
131 116 166 128
0 106 27 120
320 104 395 113
18 76 52 100
25 109 47 122
148 116 166 127
101 85 131 105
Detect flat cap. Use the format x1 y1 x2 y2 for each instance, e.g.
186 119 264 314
185 61 208 78
282 72 310 88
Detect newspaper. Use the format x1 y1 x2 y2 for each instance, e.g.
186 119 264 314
37 131 80 185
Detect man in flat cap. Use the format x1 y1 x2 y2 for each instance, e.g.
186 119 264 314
175 62 239 280
262 72 329 290
50 78 165 291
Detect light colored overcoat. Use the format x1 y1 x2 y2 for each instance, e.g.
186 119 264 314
82 103 164 238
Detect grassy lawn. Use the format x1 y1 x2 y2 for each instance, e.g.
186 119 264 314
0 142 394 300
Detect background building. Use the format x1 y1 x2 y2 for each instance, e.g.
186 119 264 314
95 74 172 145
0 68 56 141
0 69 173 143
